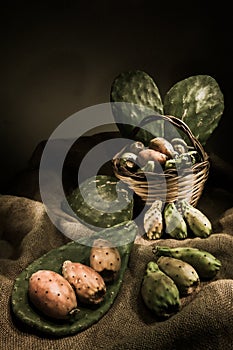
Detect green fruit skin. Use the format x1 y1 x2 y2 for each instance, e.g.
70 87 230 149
141 261 180 318
181 200 212 238
153 246 221 280
157 256 200 295
164 203 188 239
144 200 163 240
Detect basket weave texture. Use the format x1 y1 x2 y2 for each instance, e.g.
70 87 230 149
112 114 210 206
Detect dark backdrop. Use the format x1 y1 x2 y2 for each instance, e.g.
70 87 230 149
0 1 232 191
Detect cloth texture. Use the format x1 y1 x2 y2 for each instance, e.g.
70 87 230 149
1 133 233 350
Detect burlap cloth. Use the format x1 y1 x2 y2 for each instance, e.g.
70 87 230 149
1 133 233 350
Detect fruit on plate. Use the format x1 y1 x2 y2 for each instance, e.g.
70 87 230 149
90 239 121 282
28 270 78 320
62 261 106 304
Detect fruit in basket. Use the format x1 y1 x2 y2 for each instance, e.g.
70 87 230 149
90 239 121 282
149 137 176 159
119 152 138 171
141 261 181 318
144 200 163 239
157 256 200 296
137 149 167 167
28 270 78 320
153 246 221 279
181 200 212 238
62 261 106 304
129 141 145 154
164 202 188 239
171 138 189 154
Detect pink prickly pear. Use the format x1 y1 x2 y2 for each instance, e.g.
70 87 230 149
28 270 78 320
90 239 121 282
62 261 106 304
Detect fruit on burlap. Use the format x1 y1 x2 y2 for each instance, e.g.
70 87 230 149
28 270 78 320
143 200 163 240
141 261 181 318
154 246 221 279
164 202 188 239
181 200 212 238
157 256 200 296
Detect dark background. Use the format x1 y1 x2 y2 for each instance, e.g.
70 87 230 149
0 1 232 192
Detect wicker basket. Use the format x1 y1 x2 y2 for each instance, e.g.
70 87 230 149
112 114 210 207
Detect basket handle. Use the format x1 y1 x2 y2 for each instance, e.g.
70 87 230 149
130 114 207 161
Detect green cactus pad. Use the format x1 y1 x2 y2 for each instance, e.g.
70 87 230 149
163 75 224 144
110 70 164 144
11 221 138 337
63 175 134 230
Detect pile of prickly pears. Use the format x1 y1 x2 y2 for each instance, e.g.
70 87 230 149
143 199 212 240
141 246 222 319
28 239 121 320
118 137 200 174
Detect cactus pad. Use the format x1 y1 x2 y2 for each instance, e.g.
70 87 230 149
64 175 134 230
11 221 138 336
163 75 224 144
110 70 164 144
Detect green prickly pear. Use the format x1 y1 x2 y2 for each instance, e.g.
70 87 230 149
153 246 221 279
181 200 212 238
164 202 188 239
141 261 180 318
143 200 163 240
157 256 200 296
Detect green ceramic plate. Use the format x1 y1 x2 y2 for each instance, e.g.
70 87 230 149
11 221 138 337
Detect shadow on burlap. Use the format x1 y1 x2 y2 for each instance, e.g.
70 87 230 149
0 194 233 350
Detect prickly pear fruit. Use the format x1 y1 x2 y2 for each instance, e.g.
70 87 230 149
171 138 188 154
144 200 163 240
164 202 188 239
153 246 221 279
157 256 200 295
149 137 175 159
141 261 180 318
128 141 145 154
62 261 106 304
90 239 121 282
28 270 78 320
119 152 138 171
137 149 167 167
181 200 212 238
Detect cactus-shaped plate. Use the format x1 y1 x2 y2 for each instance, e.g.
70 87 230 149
11 221 138 337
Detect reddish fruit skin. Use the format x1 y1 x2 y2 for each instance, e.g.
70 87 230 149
90 239 121 282
137 149 167 166
62 261 106 304
28 270 78 320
